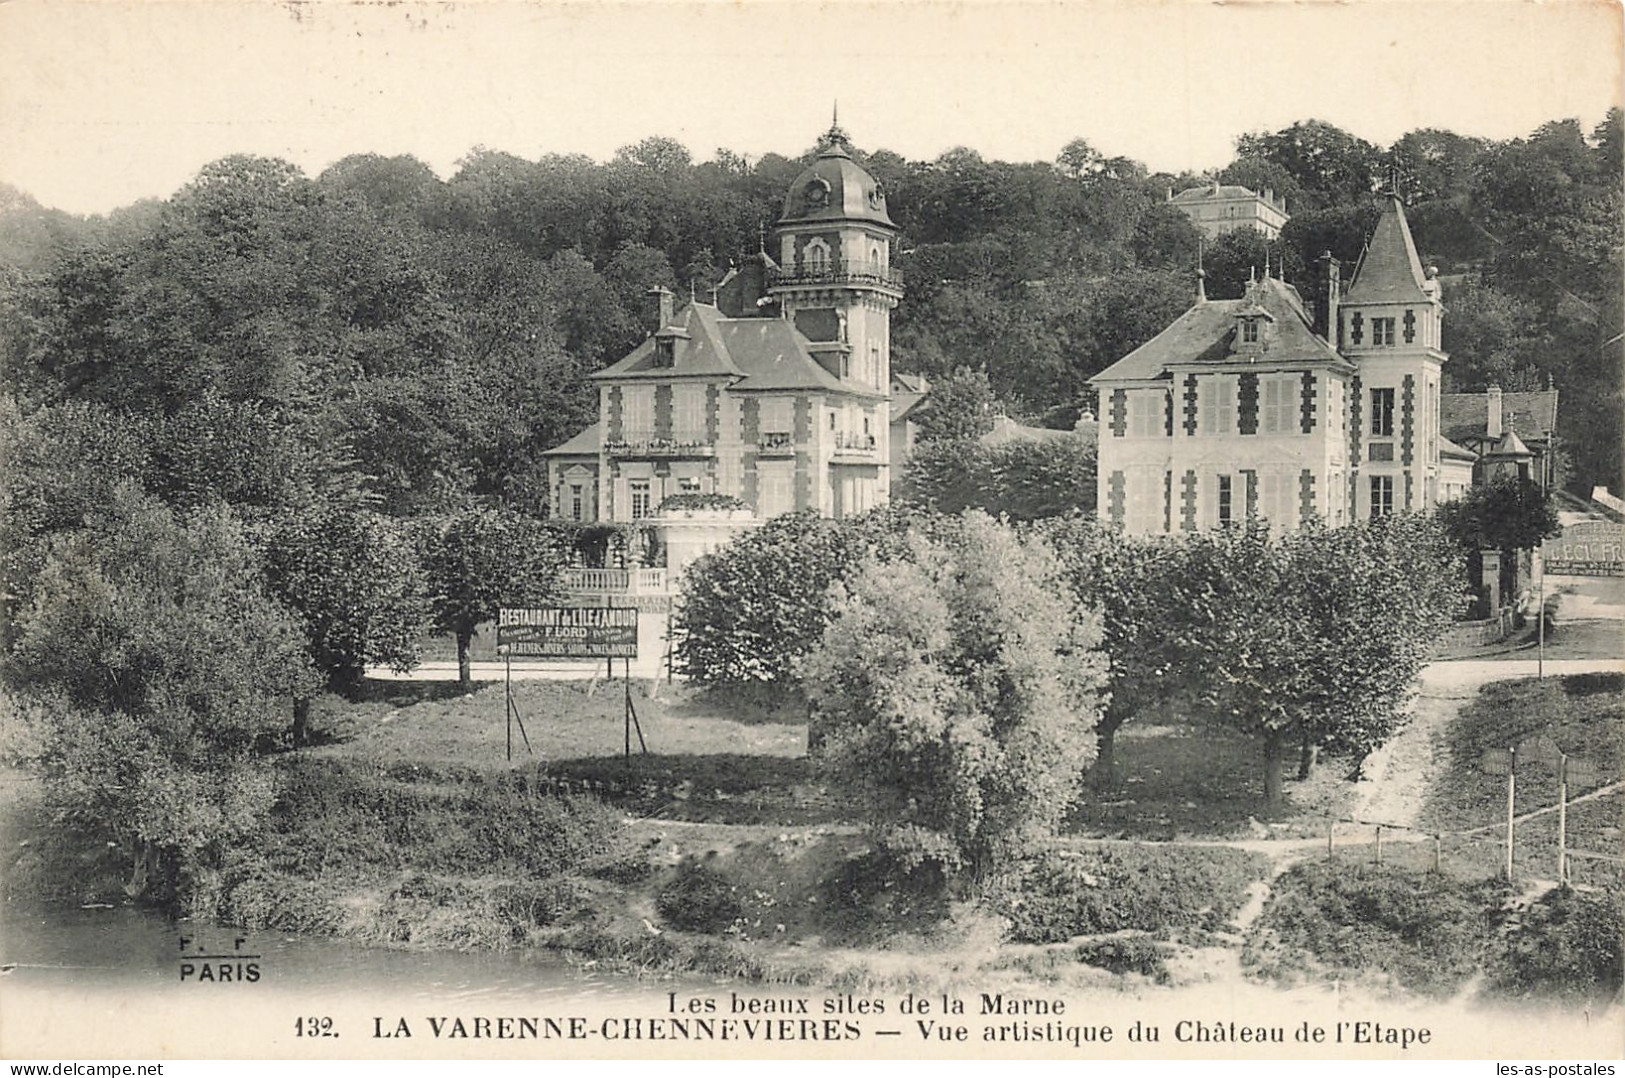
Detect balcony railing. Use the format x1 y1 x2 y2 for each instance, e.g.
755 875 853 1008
758 431 795 457
560 567 669 594
831 431 878 457
605 430 715 458
768 258 903 291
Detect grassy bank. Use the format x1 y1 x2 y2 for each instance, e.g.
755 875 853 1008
1417 672 1623 889
1244 861 1622 1004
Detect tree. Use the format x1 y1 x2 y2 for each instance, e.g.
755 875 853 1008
422 507 570 684
1186 517 1463 807
899 435 1096 521
1235 120 1382 209
1041 519 1199 786
911 366 997 443
799 513 1108 885
673 508 911 692
1438 477 1562 615
3 487 316 901
259 506 429 741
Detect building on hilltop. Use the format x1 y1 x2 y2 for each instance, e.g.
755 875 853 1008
1168 181 1290 241
543 118 902 527
1090 193 1475 535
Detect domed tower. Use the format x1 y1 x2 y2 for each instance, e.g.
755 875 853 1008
769 116 902 398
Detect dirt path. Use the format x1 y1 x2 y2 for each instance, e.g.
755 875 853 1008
1349 659 1623 831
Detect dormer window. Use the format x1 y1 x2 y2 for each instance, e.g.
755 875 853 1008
1241 320 1260 344
654 337 675 368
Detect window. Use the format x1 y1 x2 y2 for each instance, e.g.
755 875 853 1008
678 476 702 495
758 462 794 518
802 238 831 273
1260 472 1296 533
622 388 652 438
1262 376 1295 434
674 385 705 442
1217 474 1234 525
1201 377 1235 436
1241 320 1259 344
1370 388 1395 437
629 480 652 519
1125 469 1163 534
1372 317 1395 346
1370 475 1394 518
569 484 584 522
1128 391 1162 438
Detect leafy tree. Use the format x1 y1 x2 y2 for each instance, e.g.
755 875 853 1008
1438 476 1562 614
422 507 570 684
1202 228 1304 301
1389 129 1490 205
899 434 1096 521
1235 120 1382 209
260 506 428 740
1218 158 1305 212
911 366 997 443
799 512 1108 884
3 487 316 900
1041 519 1197 785
673 508 910 692
1186 517 1463 807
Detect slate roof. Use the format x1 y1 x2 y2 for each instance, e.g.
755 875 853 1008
542 422 601 456
1343 196 1431 305
1089 277 1344 384
779 137 895 228
589 303 883 398
1170 184 1268 202
1484 429 1534 458
1438 436 1477 463
1439 390 1559 442
978 415 1080 447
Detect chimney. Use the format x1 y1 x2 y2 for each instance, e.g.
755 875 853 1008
648 285 675 331
1314 250 1340 345
1486 383 1503 439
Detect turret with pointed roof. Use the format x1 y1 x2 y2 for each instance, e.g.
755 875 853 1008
1088 183 1468 535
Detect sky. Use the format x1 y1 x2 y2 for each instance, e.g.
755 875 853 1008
1 0 1620 216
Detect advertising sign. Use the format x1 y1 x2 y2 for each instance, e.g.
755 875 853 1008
1541 520 1625 576
496 606 639 658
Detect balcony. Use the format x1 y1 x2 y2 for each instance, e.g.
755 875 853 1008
831 431 878 459
758 431 795 457
605 430 715 459
560 567 669 594
768 258 904 292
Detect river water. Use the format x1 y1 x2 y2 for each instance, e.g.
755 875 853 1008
1 898 674 1007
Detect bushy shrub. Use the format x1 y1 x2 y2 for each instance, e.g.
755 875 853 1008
674 508 911 690
1245 862 1503 997
656 862 743 934
1489 887 1623 1002
994 845 1269 942
1072 936 1171 983
802 513 1108 881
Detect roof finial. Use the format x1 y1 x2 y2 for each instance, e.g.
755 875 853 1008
1263 246 1270 281
819 101 851 153
1195 238 1207 301
757 220 766 254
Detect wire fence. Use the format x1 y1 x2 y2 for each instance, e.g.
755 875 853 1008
1311 779 1624 886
